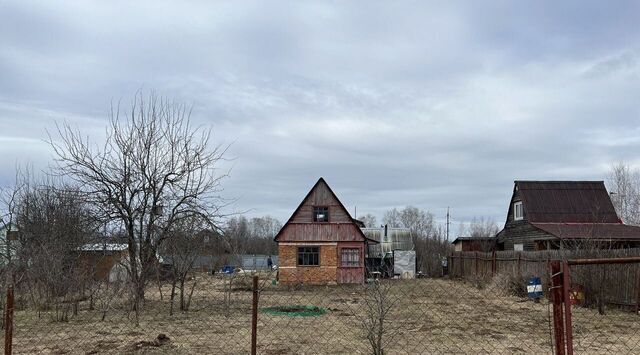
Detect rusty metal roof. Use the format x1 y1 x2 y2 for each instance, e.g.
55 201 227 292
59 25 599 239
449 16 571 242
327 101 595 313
532 223 640 240
516 181 620 223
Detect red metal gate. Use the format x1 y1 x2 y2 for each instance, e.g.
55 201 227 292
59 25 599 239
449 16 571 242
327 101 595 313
549 256 640 354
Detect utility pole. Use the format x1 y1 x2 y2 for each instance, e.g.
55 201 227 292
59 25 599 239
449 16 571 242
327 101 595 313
446 207 450 240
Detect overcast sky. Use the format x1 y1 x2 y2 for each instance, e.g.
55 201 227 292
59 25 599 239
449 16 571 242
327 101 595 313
1 1 640 232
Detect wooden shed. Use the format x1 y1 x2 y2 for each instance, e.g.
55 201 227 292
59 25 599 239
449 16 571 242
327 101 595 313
274 178 376 285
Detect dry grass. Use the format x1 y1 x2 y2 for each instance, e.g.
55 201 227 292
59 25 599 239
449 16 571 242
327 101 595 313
5 274 640 354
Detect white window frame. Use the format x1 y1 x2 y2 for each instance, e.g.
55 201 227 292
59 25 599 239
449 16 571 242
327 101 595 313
513 201 524 221
514 243 524 251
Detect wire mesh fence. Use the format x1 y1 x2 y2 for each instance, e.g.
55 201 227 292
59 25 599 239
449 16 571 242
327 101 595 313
567 259 640 353
2 250 640 354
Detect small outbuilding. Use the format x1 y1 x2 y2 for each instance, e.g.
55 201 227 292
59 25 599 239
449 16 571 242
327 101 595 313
274 178 377 285
451 237 496 252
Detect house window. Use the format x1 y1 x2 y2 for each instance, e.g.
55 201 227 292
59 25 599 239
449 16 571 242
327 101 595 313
513 201 524 221
297 246 320 266
341 248 360 267
313 206 329 222
514 243 524 251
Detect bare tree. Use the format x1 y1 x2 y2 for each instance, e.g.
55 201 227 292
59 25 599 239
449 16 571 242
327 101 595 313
48 92 229 310
607 162 640 225
0 167 26 269
165 216 208 314
467 217 499 239
381 208 402 228
358 213 378 228
15 178 96 321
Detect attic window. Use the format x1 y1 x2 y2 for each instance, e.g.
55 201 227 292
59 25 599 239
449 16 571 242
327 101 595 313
313 206 329 222
514 201 524 221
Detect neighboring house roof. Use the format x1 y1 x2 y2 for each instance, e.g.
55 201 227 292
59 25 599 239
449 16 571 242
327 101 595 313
451 237 495 244
498 180 640 242
79 243 128 251
531 223 640 240
516 181 621 223
274 177 376 243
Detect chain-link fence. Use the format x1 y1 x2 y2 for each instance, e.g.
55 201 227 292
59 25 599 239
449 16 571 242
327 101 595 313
563 257 640 354
2 250 640 354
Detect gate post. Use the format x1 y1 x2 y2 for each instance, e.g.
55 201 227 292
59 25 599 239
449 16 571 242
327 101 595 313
562 261 574 355
550 260 565 355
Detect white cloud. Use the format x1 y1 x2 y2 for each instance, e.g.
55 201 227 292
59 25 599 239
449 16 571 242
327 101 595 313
1 0 639 227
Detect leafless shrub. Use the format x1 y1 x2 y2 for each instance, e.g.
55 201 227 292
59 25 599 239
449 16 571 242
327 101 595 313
14 177 97 322
488 273 527 297
93 280 126 321
354 279 398 355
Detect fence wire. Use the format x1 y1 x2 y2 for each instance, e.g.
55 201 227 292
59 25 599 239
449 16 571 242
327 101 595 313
1 249 640 354
569 261 640 353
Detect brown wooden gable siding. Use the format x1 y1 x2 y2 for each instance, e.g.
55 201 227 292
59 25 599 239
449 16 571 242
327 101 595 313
277 223 364 242
274 177 372 243
290 181 351 223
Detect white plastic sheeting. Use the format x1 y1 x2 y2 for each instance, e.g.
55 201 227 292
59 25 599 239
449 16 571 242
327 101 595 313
393 250 416 279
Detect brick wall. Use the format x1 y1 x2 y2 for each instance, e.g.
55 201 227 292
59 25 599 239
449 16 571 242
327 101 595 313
278 243 337 285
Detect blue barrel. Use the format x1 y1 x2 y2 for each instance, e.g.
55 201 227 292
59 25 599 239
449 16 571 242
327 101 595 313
527 277 543 298
222 265 235 274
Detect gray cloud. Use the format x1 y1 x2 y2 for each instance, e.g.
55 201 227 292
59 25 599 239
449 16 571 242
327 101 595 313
1 1 640 232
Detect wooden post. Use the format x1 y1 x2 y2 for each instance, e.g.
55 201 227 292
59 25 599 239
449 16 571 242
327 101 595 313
517 253 522 277
4 287 13 355
636 269 640 314
491 251 497 277
251 275 259 355
475 252 479 277
550 260 565 355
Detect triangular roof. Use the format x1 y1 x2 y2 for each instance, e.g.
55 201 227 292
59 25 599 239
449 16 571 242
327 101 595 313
274 177 375 243
512 180 621 224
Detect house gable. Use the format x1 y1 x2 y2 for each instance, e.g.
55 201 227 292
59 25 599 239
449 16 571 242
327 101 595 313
497 180 637 250
274 178 371 243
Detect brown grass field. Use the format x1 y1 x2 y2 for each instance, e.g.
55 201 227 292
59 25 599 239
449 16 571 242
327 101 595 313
5 274 640 354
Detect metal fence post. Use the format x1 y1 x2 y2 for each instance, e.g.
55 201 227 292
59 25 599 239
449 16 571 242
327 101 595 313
251 275 259 355
4 286 14 355
550 260 565 355
562 261 574 355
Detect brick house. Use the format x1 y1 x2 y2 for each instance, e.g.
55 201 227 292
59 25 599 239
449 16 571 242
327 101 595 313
274 178 376 285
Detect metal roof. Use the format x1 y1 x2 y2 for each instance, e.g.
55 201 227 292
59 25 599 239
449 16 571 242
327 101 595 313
531 223 640 240
516 181 620 223
79 243 128 251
